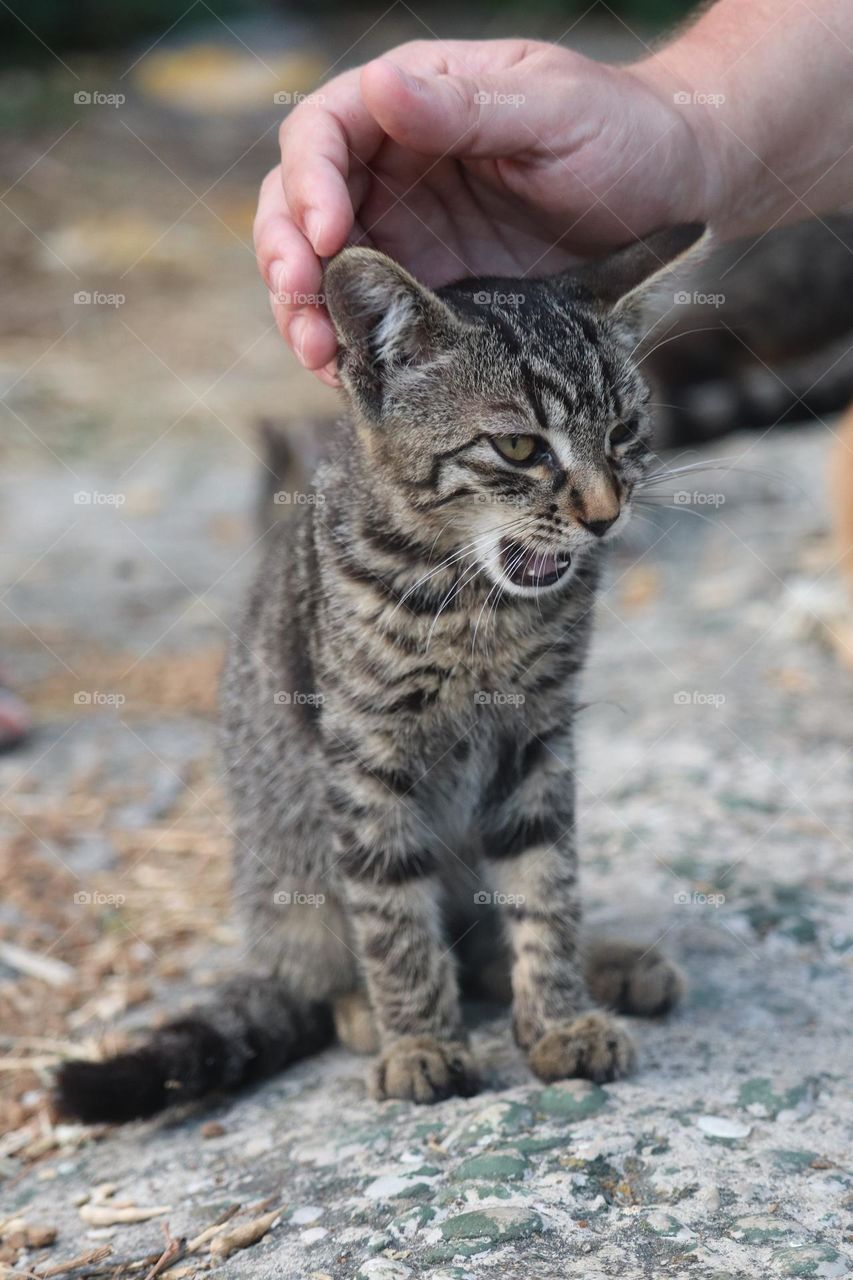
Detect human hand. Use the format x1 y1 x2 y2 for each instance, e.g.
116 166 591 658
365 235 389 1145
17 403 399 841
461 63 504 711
254 39 713 384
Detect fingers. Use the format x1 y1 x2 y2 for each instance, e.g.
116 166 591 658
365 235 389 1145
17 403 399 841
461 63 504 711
254 167 338 375
360 54 546 159
279 67 384 253
258 69 389 378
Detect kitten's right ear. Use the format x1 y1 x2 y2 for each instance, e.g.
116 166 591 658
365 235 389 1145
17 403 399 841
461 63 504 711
324 248 461 417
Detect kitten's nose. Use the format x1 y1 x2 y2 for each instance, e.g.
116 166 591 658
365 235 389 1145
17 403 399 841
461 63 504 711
575 470 621 536
579 514 618 537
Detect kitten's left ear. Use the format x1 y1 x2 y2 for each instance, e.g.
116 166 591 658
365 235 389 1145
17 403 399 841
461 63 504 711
567 223 711 315
324 248 462 416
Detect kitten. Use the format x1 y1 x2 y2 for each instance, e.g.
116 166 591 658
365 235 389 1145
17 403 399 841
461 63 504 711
57 226 704 1122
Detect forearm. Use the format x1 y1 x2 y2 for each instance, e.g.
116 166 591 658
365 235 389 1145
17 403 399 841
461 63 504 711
635 0 853 237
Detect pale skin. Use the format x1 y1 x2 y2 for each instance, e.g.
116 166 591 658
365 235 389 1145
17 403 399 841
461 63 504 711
253 0 853 385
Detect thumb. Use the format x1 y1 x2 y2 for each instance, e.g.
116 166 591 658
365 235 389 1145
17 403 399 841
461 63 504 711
360 57 539 159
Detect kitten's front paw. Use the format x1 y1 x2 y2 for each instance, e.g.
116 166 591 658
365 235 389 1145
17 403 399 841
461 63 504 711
528 1012 635 1084
371 1036 479 1104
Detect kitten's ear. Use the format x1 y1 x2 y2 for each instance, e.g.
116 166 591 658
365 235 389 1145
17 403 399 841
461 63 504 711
568 223 710 314
324 248 461 415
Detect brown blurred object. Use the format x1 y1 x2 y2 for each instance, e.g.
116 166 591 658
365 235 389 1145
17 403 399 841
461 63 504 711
829 399 853 590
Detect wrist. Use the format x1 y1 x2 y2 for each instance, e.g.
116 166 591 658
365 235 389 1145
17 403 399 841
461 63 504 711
628 52 735 236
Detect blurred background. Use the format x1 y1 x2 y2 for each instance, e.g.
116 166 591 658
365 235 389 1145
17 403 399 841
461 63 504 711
1 0 851 1233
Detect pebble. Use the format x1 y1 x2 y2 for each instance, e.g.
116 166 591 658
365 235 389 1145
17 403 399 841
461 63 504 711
729 1214 804 1244
365 1175 420 1201
440 1206 545 1247
357 1261 412 1280
696 1115 752 1141
292 1205 325 1224
451 1152 529 1183
536 1080 608 1120
772 1244 849 1277
299 1227 328 1245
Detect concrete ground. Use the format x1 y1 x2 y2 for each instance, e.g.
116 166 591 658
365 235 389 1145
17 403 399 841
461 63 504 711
2 422 851 1279
1 9 852 1277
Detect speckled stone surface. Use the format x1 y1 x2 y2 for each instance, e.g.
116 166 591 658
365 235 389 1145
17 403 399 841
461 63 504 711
2 424 851 1278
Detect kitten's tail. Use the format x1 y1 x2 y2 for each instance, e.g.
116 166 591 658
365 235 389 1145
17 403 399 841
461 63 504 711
55 976 333 1124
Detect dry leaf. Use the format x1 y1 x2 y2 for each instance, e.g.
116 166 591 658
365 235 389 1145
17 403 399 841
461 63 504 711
208 1209 281 1260
80 1204 171 1226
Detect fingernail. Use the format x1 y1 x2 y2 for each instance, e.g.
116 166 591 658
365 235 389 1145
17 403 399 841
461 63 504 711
305 209 324 251
269 259 287 303
385 60 424 94
289 314 308 364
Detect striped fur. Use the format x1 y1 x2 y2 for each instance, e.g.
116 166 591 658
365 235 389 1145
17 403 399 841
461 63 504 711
56 230 701 1120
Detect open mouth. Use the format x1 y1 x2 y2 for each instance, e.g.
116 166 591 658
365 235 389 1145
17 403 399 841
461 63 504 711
500 540 572 589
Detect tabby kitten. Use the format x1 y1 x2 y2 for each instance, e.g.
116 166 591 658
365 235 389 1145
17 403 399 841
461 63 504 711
58 225 704 1122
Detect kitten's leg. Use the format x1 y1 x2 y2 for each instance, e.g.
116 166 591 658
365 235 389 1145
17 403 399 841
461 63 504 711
584 939 685 1017
483 736 635 1084
333 991 379 1054
335 809 479 1103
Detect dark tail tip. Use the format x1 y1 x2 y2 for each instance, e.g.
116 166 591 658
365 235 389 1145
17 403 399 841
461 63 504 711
55 1017 230 1124
55 1049 170 1124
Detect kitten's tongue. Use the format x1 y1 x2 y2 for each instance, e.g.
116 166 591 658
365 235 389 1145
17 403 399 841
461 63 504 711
501 541 571 588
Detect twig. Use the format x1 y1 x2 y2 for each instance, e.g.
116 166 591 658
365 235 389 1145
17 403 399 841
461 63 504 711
34 1245 113 1277
141 1224 183 1280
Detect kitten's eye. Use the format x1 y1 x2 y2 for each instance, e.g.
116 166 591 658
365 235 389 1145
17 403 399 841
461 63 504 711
492 434 542 464
609 418 637 448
